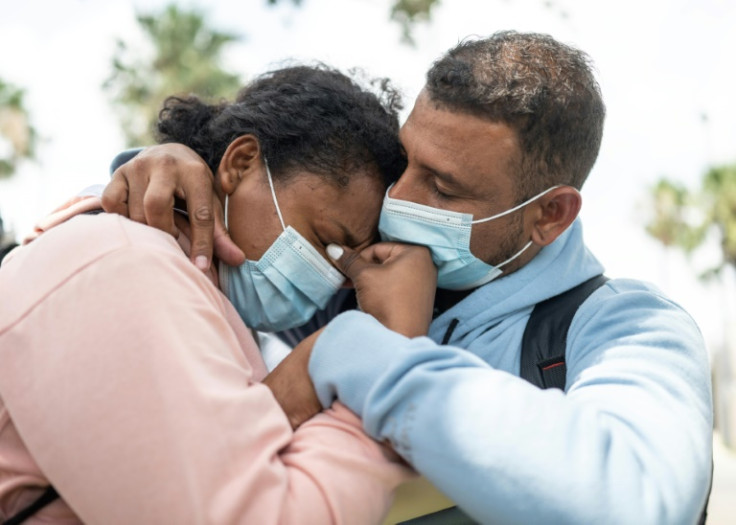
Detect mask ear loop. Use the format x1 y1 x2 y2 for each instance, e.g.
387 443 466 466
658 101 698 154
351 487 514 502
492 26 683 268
264 159 287 231
495 240 534 269
475 186 562 270
471 185 561 224
223 195 230 229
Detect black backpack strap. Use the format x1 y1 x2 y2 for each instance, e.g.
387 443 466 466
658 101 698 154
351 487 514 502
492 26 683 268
695 449 714 525
109 147 144 175
399 278 609 524
398 505 477 524
2 486 59 525
520 274 609 390
519 274 712 523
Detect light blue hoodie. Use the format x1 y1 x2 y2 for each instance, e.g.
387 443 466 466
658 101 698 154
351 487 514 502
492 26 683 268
309 219 713 524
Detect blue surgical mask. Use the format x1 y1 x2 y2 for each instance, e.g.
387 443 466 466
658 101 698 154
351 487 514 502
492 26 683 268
379 185 560 290
219 161 345 331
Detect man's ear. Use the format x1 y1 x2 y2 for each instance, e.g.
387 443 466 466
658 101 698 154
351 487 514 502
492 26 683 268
217 134 262 196
529 186 581 246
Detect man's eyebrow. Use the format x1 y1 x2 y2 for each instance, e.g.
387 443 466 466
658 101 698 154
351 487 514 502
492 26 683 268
399 134 468 191
427 165 465 189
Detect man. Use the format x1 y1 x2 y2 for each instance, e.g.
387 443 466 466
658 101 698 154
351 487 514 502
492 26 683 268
105 31 713 523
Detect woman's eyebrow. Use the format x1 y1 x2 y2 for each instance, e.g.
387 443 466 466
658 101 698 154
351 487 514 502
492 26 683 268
330 219 365 247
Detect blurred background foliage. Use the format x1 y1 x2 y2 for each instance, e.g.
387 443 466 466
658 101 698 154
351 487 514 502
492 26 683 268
0 78 38 179
1 0 735 347
3 0 736 286
3 0 736 288
0 0 441 252
103 1 440 146
103 4 243 147
645 165 736 280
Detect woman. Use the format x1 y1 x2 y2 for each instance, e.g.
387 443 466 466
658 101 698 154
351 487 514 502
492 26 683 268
0 64 427 524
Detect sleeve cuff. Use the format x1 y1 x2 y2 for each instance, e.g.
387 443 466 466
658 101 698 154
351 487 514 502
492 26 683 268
309 311 409 414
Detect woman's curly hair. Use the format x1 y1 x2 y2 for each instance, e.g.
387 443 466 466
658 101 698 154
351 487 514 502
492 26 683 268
155 63 406 188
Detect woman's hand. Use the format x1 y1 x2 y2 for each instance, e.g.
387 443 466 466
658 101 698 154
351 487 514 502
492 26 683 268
264 242 437 428
101 143 245 270
326 242 437 338
262 329 324 430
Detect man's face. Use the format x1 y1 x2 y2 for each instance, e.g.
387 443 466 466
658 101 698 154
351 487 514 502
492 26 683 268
390 90 530 267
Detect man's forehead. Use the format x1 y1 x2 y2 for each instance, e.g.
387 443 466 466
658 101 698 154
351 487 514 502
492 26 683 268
398 99 520 206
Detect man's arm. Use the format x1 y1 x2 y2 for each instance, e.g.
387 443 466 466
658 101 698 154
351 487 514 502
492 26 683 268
0 214 411 524
308 249 713 524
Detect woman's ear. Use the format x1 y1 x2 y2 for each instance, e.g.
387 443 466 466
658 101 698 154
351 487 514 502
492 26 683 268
217 134 262 196
529 186 582 246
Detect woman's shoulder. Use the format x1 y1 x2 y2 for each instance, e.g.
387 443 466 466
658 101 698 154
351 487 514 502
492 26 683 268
6 212 182 271
0 214 187 328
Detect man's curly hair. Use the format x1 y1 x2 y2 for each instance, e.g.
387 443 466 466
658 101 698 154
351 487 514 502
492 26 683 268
426 31 606 200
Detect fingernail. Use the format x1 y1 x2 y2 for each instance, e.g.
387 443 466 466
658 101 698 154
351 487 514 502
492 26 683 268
326 244 343 260
195 255 210 271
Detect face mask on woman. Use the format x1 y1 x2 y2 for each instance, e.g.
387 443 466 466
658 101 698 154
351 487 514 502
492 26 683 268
219 161 345 332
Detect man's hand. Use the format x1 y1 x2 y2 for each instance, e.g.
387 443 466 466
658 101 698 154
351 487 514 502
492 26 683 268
326 242 437 338
101 144 245 270
263 329 324 430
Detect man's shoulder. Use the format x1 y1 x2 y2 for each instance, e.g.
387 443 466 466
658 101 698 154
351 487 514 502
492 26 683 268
580 276 678 309
570 275 704 348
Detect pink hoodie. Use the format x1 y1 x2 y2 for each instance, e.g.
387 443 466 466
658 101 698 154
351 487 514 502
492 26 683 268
0 209 412 524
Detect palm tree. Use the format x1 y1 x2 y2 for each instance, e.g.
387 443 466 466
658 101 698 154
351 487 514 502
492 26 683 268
645 165 736 447
103 4 243 147
266 0 441 45
389 0 442 44
0 77 38 259
0 77 37 178
646 166 736 277
702 165 736 273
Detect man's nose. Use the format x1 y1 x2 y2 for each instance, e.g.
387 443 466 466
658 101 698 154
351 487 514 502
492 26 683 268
388 169 416 201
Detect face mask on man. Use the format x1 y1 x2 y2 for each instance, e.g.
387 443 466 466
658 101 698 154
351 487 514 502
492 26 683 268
219 161 345 331
378 185 559 290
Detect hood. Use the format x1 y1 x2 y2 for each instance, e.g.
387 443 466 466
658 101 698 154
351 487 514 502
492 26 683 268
428 218 605 343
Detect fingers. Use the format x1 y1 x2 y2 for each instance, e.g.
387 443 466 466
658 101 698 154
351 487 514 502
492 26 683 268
326 241 437 338
326 244 370 280
123 163 148 226
101 170 130 217
101 144 231 272
142 174 178 238
185 190 217 271
189 193 245 269
211 197 245 266
354 241 430 266
326 242 428 278
359 242 404 264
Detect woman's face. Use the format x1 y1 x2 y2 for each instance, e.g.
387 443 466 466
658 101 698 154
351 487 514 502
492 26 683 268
225 166 385 265
215 135 386 271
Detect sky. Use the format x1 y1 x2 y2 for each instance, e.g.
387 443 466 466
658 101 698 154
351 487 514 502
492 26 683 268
1 0 736 352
